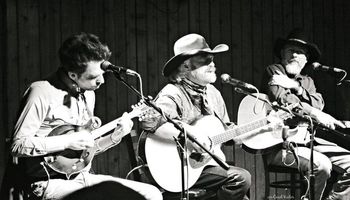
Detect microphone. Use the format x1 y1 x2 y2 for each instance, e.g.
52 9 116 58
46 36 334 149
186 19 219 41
220 74 257 90
311 62 346 73
101 61 138 76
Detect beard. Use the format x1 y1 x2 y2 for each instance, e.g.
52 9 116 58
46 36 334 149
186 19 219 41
187 67 217 86
285 61 303 75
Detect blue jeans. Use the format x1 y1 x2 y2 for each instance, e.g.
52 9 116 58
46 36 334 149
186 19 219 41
29 171 162 200
193 165 251 200
266 137 350 200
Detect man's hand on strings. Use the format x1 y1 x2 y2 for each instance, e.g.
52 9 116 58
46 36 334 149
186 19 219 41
65 130 95 150
311 108 346 129
111 112 134 143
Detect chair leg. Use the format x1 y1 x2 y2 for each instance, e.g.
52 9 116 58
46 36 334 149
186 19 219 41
265 172 270 200
291 173 296 198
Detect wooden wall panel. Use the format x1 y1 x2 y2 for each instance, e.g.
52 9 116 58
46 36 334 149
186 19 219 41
17 0 40 91
38 0 61 77
0 0 6 191
2 0 350 199
101 0 123 176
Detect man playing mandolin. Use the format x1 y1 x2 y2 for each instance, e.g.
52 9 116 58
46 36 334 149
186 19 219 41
262 28 350 200
141 34 251 200
10 33 162 200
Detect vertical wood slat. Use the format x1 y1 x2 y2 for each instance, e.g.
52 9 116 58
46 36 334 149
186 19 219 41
218 0 235 164
145 0 159 96
322 0 336 112
117 0 136 177
102 0 120 176
270 0 285 196
251 1 265 199
38 0 61 77
0 0 7 189
239 0 253 189
4 0 18 137
155 0 169 89
230 0 242 124
108 0 129 177
336 0 350 121
18 0 40 90
60 0 82 40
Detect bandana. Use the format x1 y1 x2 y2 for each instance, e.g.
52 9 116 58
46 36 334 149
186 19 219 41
181 78 212 115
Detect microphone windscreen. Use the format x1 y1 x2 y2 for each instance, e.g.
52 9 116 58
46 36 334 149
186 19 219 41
100 61 111 70
311 62 322 70
220 74 230 82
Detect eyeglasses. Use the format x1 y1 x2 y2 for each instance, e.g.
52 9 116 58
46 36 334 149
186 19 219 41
189 54 214 68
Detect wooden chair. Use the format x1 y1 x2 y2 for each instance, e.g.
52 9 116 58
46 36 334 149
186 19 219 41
263 155 306 199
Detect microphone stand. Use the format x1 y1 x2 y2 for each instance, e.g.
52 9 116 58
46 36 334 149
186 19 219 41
111 71 229 199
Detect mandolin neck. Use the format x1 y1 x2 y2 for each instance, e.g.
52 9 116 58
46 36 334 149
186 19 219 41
91 118 121 139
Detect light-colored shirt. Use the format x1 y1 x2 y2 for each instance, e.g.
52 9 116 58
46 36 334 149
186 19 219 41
11 71 95 157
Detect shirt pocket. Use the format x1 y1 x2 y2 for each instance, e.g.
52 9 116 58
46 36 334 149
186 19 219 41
46 103 78 126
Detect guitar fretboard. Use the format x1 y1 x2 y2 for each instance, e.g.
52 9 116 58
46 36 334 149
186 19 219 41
211 118 269 145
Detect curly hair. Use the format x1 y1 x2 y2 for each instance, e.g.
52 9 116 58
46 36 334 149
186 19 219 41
59 33 112 75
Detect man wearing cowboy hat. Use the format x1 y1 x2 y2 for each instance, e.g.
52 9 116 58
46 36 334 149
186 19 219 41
141 33 251 200
263 28 350 200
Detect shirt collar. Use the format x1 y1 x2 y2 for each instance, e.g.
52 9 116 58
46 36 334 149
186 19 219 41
53 68 85 97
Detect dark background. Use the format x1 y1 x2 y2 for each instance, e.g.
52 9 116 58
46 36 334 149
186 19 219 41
1 0 350 199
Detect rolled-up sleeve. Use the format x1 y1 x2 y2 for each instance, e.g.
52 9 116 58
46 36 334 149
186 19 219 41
141 93 181 133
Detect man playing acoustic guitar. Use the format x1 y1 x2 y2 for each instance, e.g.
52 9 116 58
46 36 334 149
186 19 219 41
10 33 162 200
141 34 251 200
262 28 350 200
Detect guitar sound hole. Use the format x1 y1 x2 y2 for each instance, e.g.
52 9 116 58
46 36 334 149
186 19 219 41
61 149 83 159
190 152 204 162
46 156 56 163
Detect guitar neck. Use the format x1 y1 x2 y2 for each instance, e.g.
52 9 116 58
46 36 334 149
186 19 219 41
211 117 269 145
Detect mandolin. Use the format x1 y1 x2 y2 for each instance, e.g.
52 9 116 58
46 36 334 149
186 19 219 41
43 102 149 179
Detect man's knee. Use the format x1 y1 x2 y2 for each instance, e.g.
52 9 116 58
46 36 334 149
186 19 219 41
144 184 163 200
240 169 251 189
314 158 332 180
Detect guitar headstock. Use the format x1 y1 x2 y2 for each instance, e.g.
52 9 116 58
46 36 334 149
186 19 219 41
129 101 153 120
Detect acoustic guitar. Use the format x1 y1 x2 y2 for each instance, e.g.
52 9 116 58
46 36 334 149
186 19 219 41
238 93 310 154
140 94 299 192
41 102 149 179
